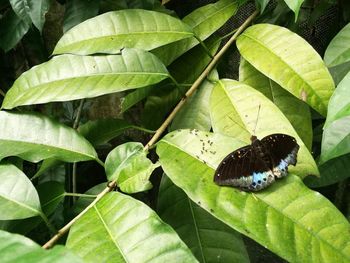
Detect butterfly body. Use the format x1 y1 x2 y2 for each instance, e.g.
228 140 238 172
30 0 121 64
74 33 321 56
214 134 299 191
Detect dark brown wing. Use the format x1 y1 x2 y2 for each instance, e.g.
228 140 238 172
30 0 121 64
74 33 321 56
214 145 271 188
261 133 300 178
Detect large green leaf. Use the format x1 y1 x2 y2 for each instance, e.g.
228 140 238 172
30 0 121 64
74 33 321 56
152 0 239 65
156 129 350 262
0 162 41 220
237 23 334 116
0 10 30 52
158 176 250 263
105 142 158 193
324 22 350 67
2 48 169 109
320 72 350 163
239 58 312 150
170 78 215 132
63 0 99 33
210 79 318 177
9 0 31 24
0 230 83 263
66 192 198 262
0 111 97 163
53 9 193 55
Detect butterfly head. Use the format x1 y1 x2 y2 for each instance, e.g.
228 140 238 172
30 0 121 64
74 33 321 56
250 135 258 142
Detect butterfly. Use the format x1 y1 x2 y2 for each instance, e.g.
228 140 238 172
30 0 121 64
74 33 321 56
214 134 299 191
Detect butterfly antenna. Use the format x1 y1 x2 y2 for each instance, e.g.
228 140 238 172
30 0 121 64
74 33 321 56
252 104 261 136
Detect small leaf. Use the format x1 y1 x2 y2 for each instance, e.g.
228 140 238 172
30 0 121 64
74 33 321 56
121 85 155 113
156 130 350 262
283 0 304 19
305 154 350 188
0 111 98 163
63 0 99 33
239 58 312 149
0 10 30 52
105 142 158 193
2 48 169 109
9 0 31 23
255 0 270 13
210 79 318 178
0 230 83 263
78 118 134 146
158 175 250 262
53 9 193 55
27 0 51 32
321 72 350 163
324 22 350 67
0 162 41 220
66 192 198 262
237 24 334 116
153 0 239 65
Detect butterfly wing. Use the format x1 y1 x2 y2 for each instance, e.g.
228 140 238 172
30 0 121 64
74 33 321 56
261 134 300 178
214 145 275 191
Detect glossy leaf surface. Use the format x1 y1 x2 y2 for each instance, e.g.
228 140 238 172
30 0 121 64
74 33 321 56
53 9 193 55
66 192 198 262
158 176 250 262
0 111 97 163
237 23 334 116
2 48 169 109
0 162 41 220
156 130 350 262
0 230 82 263
239 59 312 149
153 0 239 65
321 72 350 163
105 142 159 193
210 79 318 178
324 22 350 67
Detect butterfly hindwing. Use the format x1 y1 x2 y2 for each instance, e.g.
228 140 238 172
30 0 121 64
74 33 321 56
261 134 300 178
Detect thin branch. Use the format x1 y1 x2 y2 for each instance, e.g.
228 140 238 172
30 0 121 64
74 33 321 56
72 100 85 202
144 10 259 151
42 181 116 249
41 10 259 249
64 193 97 198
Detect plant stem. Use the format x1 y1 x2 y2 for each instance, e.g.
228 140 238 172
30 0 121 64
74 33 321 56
144 10 259 151
64 193 97 198
41 10 259 249
42 181 116 249
72 99 85 202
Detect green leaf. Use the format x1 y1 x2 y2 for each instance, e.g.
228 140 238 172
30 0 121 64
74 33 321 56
9 0 32 24
0 181 65 235
0 162 41 220
0 230 83 263
239 59 313 150
158 175 250 263
120 85 155 113
328 60 350 86
0 10 30 52
156 129 350 262
210 79 318 177
63 0 100 33
53 9 193 55
153 0 239 65
305 154 350 188
66 191 198 262
283 0 304 19
255 0 270 13
78 118 134 146
321 72 350 163
324 22 350 67
170 78 216 132
31 158 62 180
105 142 158 193
237 23 335 116
0 111 98 163
2 48 169 109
